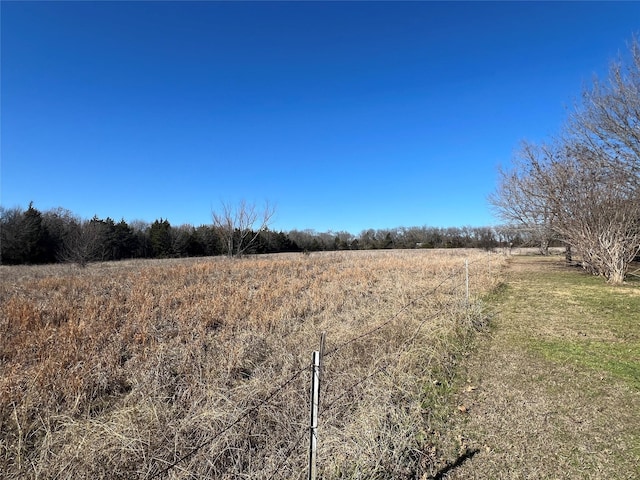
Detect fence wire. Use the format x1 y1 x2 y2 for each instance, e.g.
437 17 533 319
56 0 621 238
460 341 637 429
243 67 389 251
145 254 496 479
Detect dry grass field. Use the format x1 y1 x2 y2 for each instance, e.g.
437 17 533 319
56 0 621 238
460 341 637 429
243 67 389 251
0 249 505 479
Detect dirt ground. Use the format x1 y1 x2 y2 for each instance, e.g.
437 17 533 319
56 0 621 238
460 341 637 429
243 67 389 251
441 256 640 479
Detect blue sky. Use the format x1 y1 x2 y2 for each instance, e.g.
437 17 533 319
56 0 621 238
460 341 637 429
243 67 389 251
2 1 639 233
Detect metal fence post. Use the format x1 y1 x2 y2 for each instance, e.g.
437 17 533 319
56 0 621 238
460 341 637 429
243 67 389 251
308 350 320 480
465 259 470 306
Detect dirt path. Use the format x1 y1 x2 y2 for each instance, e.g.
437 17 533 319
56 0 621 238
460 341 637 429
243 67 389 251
442 256 640 479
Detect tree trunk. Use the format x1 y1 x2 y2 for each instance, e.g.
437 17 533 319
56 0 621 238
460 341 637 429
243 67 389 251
607 268 626 284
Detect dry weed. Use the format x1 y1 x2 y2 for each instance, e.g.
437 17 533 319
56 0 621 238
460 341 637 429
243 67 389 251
0 250 506 479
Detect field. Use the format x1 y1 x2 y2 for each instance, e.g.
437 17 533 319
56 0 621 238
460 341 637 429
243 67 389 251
0 249 505 479
447 255 640 479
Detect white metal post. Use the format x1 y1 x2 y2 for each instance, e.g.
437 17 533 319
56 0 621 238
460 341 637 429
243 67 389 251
465 259 470 306
308 350 320 480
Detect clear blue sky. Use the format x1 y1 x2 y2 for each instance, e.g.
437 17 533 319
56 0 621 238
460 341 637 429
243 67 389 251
2 1 639 233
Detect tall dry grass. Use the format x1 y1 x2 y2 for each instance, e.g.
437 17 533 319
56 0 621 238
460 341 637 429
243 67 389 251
0 249 506 479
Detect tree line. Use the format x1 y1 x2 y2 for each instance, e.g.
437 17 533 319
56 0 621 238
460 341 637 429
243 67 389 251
490 37 640 283
0 202 536 266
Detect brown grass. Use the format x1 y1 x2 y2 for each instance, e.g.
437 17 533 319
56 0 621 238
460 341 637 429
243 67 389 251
0 250 505 479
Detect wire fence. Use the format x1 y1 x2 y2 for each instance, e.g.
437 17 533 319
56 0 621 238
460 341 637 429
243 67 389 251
140 253 502 479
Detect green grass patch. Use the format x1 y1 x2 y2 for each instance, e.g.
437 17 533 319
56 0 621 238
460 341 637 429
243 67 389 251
566 288 640 341
522 263 640 388
532 339 640 389
496 258 640 387
458 256 640 478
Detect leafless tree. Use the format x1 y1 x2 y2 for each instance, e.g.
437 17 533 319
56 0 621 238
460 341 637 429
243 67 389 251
491 38 640 283
0 206 23 265
496 140 640 284
493 224 523 253
58 218 107 267
489 142 559 255
212 200 275 257
538 145 640 283
567 37 640 183
560 37 640 282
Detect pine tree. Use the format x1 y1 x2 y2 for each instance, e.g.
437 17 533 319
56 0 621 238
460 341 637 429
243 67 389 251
149 219 173 258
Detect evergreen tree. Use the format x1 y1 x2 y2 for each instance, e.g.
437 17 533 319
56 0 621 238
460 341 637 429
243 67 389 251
194 225 221 256
113 219 138 260
22 202 51 263
149 219 173 258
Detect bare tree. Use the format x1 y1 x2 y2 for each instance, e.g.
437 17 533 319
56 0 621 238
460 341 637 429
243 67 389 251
538 145 640 283
491 38 640 283
559 38 640 282
212 200 275 257
495 140 640 284
489 142 558 255
494 224 524 253
59 218 107 267
567 37 640 182
0 206 24 265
